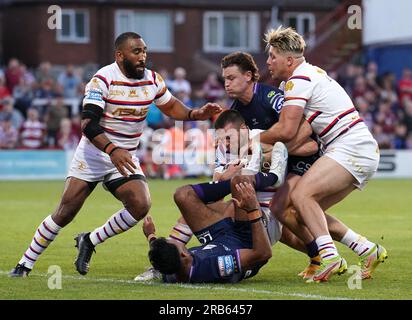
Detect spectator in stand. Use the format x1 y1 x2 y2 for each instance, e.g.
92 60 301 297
19 107 46 149
57 64 82 98
393 124 407 149
169 67 191 96
352 75 368 99
0 116 18 149
34 78 57 99
398 68 412 106
201 72 225 103
13 75 34 117
374 99 398 135
365 61 379 92
19 64 36 87
35 61 56 85
5 58 22 93
56 118 80 150
355 96 374 131
378 72 398 106
70 113 82 141
337 63 357 95
44 97 69 147
0 74 11 110
0 97 24 130
372 124 392 149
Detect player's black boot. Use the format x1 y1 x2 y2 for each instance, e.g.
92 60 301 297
9 263 31 277
74 232 96 275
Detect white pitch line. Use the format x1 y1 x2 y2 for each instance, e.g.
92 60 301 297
0 270 354 300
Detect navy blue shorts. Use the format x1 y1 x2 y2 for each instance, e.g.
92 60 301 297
288 153 320 176
194 218 253 249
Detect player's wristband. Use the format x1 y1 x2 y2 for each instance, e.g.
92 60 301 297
247 209 262 222
108 147 120 156
187 109 194 120
250 217 263 224
147 234 157 243
105 143 118 155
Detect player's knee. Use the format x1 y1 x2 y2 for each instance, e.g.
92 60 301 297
290 188 306 210
173 185 193 207
123 193 151 219
53 199 82 226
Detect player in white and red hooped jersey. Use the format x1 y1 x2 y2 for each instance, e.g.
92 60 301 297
10 32 222 278
258 27 387 282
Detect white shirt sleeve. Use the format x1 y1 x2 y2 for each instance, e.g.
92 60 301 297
153 72 173 105
282 77 314 108
82 74 109 109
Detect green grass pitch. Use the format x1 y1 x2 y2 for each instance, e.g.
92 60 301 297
1 178 411 300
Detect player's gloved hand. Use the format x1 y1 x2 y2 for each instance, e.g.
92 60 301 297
109 148 137 177
232 182 260 212
143 215 156 238
193 102 222 120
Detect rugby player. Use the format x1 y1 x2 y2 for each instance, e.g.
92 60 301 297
142 142 289 284
9 32 221 277
259 27 387 281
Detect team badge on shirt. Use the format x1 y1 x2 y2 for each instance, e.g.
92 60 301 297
285 81 294 91
217 255 235 277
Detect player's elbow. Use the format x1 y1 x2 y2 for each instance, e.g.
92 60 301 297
254 248 272 263
279 126 297 143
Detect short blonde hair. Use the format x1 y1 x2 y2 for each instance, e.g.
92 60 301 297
264 26 305 55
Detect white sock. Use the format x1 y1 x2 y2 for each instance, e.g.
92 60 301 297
18 215 62 269
316 234 339 260
341 229 375 256
89 209 138 246
168 222 193 245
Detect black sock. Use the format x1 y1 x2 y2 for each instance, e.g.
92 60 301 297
306 240 319 259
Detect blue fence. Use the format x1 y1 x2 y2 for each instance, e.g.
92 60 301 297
0 150 72 180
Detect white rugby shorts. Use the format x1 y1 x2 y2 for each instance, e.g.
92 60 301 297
67 137 145 184
323 126 380 190
261 206 283 246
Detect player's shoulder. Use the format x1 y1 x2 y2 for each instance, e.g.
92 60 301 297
287 61 326 84
92 62 118 86
256 83 283 97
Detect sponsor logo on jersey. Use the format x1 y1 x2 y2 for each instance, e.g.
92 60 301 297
86 88 103 102
217 255 234 277
128 89 139 98
142 88 150 98
269 92 284 113
267 90 276 98
109 89 126 97
112 106 149 117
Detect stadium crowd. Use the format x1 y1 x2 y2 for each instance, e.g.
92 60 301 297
1 58 412 177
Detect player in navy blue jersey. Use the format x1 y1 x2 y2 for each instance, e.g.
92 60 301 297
142 142 291 284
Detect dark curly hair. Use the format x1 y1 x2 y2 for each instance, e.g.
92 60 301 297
148 237 181 275
221 51 260 82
